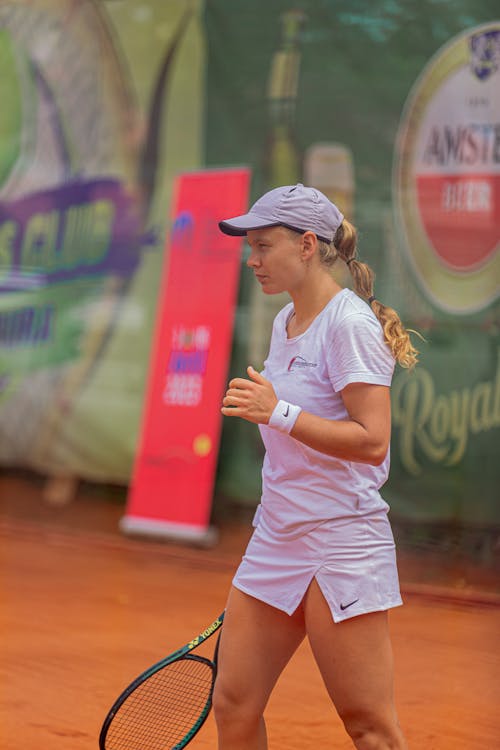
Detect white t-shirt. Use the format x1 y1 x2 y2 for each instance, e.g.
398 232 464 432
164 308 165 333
258 288 395 534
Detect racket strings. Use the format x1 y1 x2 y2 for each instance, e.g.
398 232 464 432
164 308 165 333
104 657 214 750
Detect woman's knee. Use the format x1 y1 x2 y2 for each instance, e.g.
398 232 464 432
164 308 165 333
341 708 406 750
212 677 237 723
212 676 262 730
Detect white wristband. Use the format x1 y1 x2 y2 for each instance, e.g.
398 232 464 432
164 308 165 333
268 400 302 434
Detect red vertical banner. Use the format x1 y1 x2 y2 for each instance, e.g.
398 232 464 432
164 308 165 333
122 168 250 543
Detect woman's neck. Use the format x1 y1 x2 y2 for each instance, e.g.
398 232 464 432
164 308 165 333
289 276 342 327
287 275 343 337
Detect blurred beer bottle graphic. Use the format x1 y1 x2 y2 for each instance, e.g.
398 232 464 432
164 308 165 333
303 142 354 222
304 142 355 287
265 9 304 185
248 9 305 367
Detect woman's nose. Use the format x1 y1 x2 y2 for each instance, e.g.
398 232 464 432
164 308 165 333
247 250 260 268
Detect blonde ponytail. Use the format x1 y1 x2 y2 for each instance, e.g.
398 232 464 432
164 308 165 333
334 220 419 369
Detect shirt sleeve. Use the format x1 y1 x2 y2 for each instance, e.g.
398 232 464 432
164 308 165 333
327 311 395 392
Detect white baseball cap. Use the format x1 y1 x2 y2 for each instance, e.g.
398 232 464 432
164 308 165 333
219 183 344 244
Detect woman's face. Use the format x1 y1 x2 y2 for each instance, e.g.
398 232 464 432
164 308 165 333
246 226 306 295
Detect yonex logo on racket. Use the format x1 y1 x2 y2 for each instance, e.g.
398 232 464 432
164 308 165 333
188 617 222 649
202 618 223 637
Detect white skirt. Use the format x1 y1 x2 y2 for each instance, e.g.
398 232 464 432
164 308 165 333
233 506 403 623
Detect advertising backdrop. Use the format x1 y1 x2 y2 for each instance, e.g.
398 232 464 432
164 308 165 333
0 0 498 538
204 1 499 532
0 0 205 480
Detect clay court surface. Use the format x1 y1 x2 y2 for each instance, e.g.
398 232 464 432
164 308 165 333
1 474 499 749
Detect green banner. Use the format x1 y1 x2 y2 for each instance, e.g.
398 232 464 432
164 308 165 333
205 1 500 528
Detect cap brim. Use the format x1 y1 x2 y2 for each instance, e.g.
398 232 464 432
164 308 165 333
218 213 280 237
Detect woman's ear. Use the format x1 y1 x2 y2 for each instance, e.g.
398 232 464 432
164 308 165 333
301 230 318 261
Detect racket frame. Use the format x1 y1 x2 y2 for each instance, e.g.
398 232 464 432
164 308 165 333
99 611 225 750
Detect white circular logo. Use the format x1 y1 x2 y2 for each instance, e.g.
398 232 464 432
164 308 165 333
394 23 500 314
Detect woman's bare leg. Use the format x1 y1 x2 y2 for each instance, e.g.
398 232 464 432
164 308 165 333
304 579 407 749
213 586 305 750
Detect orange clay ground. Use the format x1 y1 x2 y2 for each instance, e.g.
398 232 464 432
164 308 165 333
0 473 499 750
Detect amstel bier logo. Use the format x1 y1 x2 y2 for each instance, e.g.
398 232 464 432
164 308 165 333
394 23 500 314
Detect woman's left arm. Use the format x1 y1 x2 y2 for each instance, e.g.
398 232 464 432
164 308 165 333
221 366 391 465
291 381 391 465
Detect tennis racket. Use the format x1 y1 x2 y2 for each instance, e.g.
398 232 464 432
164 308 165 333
99 611 225 750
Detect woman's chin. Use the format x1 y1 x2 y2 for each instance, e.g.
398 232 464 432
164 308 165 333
261 283 285 296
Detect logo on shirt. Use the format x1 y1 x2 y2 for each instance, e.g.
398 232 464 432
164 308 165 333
287 355 318 372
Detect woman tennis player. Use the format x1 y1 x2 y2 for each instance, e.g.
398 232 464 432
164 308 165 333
215 183 415 749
